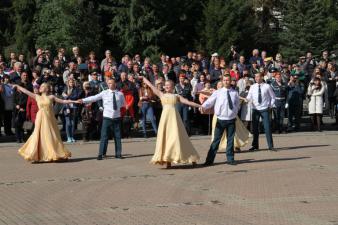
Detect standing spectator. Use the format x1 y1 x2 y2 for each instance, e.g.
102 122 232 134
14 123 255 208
240 83 253 132
230 63 240 81
209 58 222 86
0 66 5 79
175 74 193 135
18 54 30 72
287 74 304 132
86 51 100 73
0 75 14 135
13 80 29 143
118 72 135 137
249 49 263 67
70 46 81 63
326 62 338 117
9 62 22 84
26 85 40 125
62 78 81 142
333 85 338 125
63 62 78 83
237 56 247 76
139 81 157 138
308 77 325 131
237 70 254 94
162 64 176 83
100 50 114 72
153 79 164 126
271 72 287 133
89 71 101 92
80 82 98 142
8 52 17 69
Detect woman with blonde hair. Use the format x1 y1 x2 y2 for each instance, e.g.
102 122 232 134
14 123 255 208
62 78 81 143
141 76 201 168
12 82 74 162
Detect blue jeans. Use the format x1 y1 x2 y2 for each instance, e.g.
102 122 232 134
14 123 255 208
99 117 122 157
252 109 273 149
176 103 190 134
65 109 76 139
288 103 302 130
206 118 236 163
141 102 157 135
272 100 285 132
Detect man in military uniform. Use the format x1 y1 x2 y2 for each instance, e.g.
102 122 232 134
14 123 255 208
175 73 193 135
287 74 304 132
270 71 287 133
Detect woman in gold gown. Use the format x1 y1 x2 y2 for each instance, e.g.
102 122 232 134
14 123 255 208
141 76 201 168
12 83 73 162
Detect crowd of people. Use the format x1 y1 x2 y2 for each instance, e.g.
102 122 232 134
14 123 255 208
0 46 338 143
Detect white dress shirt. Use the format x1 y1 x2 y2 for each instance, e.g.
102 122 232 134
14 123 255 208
82 89 125 119
202 87 240 120
246 83 276 110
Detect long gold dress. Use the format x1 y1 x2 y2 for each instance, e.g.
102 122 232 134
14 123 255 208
18 94 71 162
151 94 200 164
211 115 251 150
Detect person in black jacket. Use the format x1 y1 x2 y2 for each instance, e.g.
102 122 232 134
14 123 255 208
79 81 99 141
13 83 29 143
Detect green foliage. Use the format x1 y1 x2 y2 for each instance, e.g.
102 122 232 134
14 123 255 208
0 0 337 61
105 0 166 59
280 0 334 62
34 0 102 55
198 0 259 57
12 0 36 56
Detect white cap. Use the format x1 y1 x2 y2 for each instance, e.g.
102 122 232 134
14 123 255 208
211 52 218 57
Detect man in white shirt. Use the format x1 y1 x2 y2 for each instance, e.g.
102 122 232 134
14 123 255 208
201 75 240 166
246 72 276 151
78 79 125 160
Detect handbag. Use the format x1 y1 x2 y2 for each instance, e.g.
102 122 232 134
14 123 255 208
23 120 34 130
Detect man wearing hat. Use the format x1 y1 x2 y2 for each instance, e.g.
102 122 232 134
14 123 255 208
175 72 193 135
287 74 304 132
270 69 287 133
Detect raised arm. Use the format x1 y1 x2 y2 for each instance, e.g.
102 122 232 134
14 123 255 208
12 84 36 99
178 95 201 108
51 95 75 104
141 77 163 98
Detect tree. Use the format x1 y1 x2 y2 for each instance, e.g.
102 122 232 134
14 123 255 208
252 0 284 55
280 0 330 62
198 0 258 57
12 0 36 56
104 0 167 60
34 0 102 55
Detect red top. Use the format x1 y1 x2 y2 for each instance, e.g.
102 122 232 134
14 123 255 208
230 70 240 81
26 96 39 123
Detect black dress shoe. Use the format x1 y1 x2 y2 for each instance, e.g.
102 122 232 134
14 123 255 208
97 155 103 160
227 161 237 165
268 147 277 151
248 147 258 151
115 156 124 159
203 162 213 167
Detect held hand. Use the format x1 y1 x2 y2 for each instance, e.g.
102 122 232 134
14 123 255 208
74 99 83 104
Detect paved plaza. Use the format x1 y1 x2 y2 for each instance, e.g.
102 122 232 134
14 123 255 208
0 131 338 225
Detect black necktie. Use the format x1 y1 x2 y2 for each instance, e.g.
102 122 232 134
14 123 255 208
258 84 262 104
113 92 117 110
227 90 233 110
